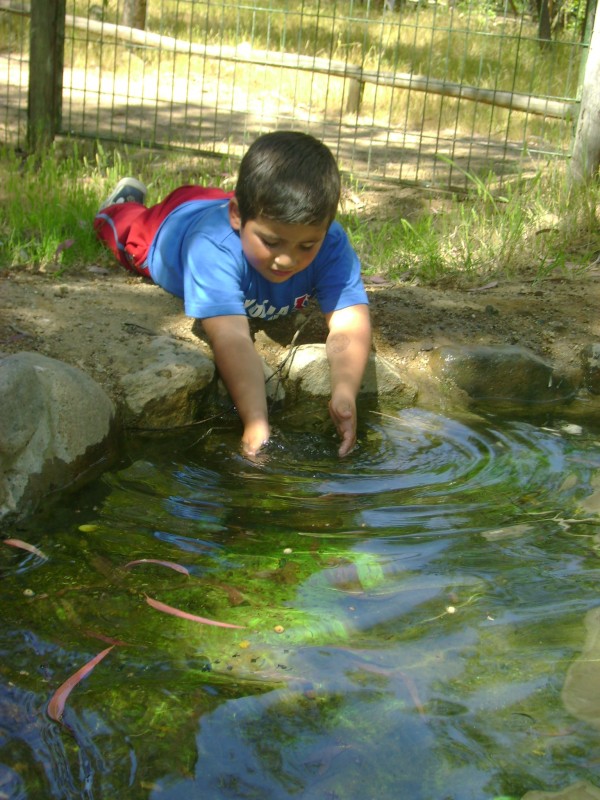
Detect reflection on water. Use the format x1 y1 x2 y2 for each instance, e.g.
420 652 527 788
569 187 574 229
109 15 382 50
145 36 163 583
2 407 600 799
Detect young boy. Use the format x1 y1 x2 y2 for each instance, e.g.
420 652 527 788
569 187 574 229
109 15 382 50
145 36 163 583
94 131 371 457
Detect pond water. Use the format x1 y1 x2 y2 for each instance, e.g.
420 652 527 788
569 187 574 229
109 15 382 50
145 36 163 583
2 404 600 800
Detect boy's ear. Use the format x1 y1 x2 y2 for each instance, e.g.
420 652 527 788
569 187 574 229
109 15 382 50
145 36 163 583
228 197 242 231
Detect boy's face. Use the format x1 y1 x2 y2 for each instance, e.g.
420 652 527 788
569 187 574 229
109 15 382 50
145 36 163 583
229 199 328 283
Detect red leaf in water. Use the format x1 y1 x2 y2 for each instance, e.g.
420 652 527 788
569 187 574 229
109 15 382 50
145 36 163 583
47 646 114 723
124 558 190 576
145 594 245 629
3 538 47 560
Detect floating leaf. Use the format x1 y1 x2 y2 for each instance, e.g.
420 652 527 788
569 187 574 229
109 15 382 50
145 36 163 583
3 538 47 560
48 646 114 723
145 595 245 629
124 559 190 576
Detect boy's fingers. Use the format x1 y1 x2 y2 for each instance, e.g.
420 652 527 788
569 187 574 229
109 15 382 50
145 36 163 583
330 404 356 457
338 432 356 457
242 420 271 455
242 438 268 457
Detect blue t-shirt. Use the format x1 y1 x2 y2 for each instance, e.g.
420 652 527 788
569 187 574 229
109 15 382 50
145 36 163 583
147 200 368 320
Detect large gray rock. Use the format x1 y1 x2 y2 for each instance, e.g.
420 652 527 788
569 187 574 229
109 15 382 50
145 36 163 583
113 335 216 427
279 344 417 404
429 345 576 407
0 352 116 523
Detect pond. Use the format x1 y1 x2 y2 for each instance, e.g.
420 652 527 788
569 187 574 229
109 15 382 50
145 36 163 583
2 404 600 800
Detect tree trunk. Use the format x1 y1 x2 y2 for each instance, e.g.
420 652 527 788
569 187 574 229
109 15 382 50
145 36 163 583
27 0 66 151
121 0 147 29
537 0 553 45
570 1 600 183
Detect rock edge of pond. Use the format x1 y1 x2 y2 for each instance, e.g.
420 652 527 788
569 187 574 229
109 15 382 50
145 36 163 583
2 336 600 526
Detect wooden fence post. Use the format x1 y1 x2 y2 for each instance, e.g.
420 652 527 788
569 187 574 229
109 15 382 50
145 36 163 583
570 0 600 183
121 0 147 29
27 0 66 151
345 77 365 115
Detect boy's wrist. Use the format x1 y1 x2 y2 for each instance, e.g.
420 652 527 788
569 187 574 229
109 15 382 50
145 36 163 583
330 382 358 406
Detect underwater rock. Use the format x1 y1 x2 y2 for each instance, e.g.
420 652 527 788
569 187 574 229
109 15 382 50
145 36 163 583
561 606 600 728
522 781 600 799
0 352 116 523
429 345 576 407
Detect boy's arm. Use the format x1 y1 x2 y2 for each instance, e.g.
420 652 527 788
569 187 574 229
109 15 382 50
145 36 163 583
201 315 270 456
324 303 372 457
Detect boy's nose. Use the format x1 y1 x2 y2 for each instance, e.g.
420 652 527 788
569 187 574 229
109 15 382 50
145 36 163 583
274 253 295 269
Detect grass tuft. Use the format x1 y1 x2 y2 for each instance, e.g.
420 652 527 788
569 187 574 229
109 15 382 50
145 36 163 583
0 141 598 285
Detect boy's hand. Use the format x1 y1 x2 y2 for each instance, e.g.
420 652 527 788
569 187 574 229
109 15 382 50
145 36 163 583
325 304 371 458
242 419 271 457
329 393 357 457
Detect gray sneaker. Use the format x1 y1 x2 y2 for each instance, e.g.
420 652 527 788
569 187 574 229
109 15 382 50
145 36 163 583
99 177 148 211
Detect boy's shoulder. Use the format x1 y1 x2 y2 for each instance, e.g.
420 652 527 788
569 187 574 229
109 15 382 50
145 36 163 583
186 198 232 233
316 219 355 262
160 197 232 240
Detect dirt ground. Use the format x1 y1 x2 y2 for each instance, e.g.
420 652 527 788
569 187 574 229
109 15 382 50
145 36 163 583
1 251 599 407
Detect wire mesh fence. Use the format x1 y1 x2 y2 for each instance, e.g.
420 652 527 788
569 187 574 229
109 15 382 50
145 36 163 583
0 0 593 189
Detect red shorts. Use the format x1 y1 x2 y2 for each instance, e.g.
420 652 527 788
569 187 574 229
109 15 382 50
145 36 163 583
94 185 234 278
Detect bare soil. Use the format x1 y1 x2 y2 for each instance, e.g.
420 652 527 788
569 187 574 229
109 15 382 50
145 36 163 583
1 256 599 406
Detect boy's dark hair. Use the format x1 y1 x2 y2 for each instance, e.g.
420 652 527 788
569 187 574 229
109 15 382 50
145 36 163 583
235 131 341 227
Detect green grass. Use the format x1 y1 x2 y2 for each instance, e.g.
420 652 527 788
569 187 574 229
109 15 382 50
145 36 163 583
0 143 104 271
0 140 597 285
343 160 600 284
0 141 230 273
